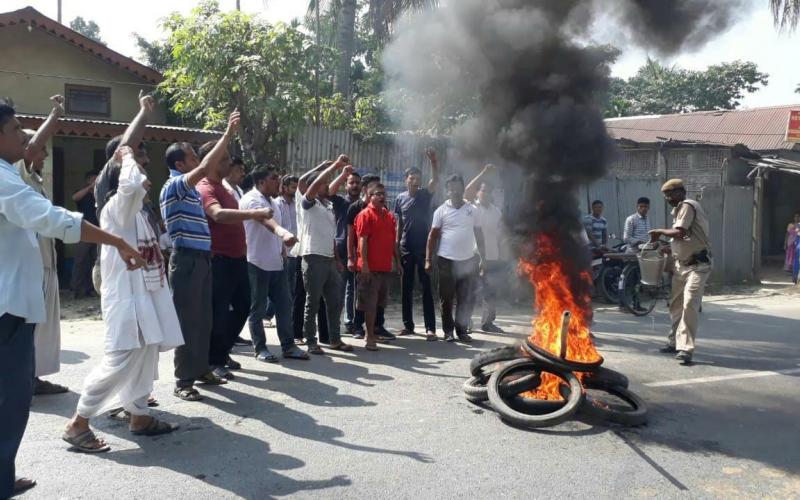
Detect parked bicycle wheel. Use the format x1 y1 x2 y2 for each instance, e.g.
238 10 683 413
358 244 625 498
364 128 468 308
620 264 657 316
599 265 622 304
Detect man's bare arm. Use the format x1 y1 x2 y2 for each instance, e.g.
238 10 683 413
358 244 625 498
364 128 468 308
426 148 440 193
205 203 272 224
327 164 354 196
425 227 441 271
186 111 240 188
298 160 334 195
306 155 349 201
26 95 64 162
465 164 495 202
119 91 155 150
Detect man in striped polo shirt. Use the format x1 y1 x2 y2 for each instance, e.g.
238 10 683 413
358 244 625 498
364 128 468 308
159 111 240 401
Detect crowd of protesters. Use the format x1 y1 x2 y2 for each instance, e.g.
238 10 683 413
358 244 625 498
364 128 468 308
0 94 511 498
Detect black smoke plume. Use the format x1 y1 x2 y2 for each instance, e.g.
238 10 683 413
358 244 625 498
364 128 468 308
383 0 744 301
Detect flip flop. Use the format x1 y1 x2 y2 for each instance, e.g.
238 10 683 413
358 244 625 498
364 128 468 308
147 396 159 407
108 408 131 421
329 342 354 352
62 429 111 453
256 351 280 363
130 418 179 436
13 478 37 495
294 338 307 346
196 372 228 385
426 332 438 342
365 344 379 351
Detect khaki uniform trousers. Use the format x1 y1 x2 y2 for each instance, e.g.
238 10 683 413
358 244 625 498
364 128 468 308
668 260 711 353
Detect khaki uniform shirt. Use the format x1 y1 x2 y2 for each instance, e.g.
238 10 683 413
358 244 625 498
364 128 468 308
671 199 711 264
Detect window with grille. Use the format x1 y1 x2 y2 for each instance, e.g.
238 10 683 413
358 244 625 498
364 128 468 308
65 84 111 117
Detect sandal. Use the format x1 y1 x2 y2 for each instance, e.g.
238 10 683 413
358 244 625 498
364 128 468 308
329 342 353 352
256 350 280 363
307 345 325 355
62 429 111 453
426 331 438 342
365 344 380 351
130 417 179 436
174 386 203 401
196 372 228 385
147 396 159 407
282 347 310 360
294 338 307 346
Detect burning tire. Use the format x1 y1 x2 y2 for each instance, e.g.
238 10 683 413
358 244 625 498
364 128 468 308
577 382 648 426
522 339 604 373
582 367 629 389
463 369 541 402
487 359 583 428
469 345 524 377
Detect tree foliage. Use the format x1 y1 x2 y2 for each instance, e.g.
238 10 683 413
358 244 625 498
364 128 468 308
605 59 769 117
159 1 330 165
69 16 104 44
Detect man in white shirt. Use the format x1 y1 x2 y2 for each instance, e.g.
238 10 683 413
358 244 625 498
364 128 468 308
296 156 353 354
240 167 308 362
425 174 485 342
0 102 144 497
466 174 506 333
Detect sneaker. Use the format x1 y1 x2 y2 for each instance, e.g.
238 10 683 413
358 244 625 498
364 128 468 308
225 356 242 370
444 332 455 342
675 351 693 364
457 333 473 343
481 322 504 333
659 344 677 354
352 329 365 340
211 365 235 380
233 336 252 346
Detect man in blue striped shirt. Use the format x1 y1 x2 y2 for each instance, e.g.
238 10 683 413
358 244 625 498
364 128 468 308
623 197 652 253
159 111 240 401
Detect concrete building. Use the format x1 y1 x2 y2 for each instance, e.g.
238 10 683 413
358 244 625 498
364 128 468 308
0 6 220 282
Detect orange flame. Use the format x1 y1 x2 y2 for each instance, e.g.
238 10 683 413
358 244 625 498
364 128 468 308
519 233 601 400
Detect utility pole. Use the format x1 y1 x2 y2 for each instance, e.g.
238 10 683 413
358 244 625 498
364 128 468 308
314 0 321 125
57 0 62 23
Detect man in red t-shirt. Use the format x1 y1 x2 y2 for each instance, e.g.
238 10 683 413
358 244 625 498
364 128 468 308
196 141 272 380
354 183 401 350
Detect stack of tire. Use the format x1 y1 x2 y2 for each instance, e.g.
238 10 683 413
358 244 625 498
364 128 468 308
463 342 647 428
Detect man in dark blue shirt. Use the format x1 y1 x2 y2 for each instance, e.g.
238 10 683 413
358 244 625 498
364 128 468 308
393 149 440 339
328 166 361 335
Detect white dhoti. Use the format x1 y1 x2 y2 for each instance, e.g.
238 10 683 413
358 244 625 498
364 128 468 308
35 263 61 377
76 343 160 418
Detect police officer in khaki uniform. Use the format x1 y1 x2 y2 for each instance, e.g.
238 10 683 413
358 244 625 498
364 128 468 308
649 179 711 365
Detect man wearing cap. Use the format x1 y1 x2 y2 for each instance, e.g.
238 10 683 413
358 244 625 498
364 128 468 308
649 179 712 365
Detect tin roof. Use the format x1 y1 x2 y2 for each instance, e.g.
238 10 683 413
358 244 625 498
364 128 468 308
17 114 221 144
0 7 162 84
605 104 800 152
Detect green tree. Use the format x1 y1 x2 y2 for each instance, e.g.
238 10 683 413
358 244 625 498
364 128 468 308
132 34 172 73
605 59 768 117
69 16 104 44
160 1 331 165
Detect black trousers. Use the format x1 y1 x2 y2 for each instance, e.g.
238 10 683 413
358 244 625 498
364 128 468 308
208 255 250 366
292 256 329 343
437 256 478 335
400 252 436 332
0 314 35 499
170 248 213 387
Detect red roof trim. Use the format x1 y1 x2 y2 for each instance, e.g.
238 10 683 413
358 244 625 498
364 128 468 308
0 7 162 84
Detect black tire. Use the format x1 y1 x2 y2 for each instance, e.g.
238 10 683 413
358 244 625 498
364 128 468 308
577 383 648 426
619 265 657 316
469 345 524 377
463 369 541 402
487 358 584 429
522 339 603 373
583 367 629 389
599 265 622 304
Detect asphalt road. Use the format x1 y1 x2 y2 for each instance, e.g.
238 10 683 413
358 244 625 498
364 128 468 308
16 291 800 499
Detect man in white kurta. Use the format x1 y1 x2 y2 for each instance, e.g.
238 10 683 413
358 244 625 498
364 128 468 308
63 148 184 451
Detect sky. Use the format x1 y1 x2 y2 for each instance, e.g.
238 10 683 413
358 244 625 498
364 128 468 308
5 0 799 108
